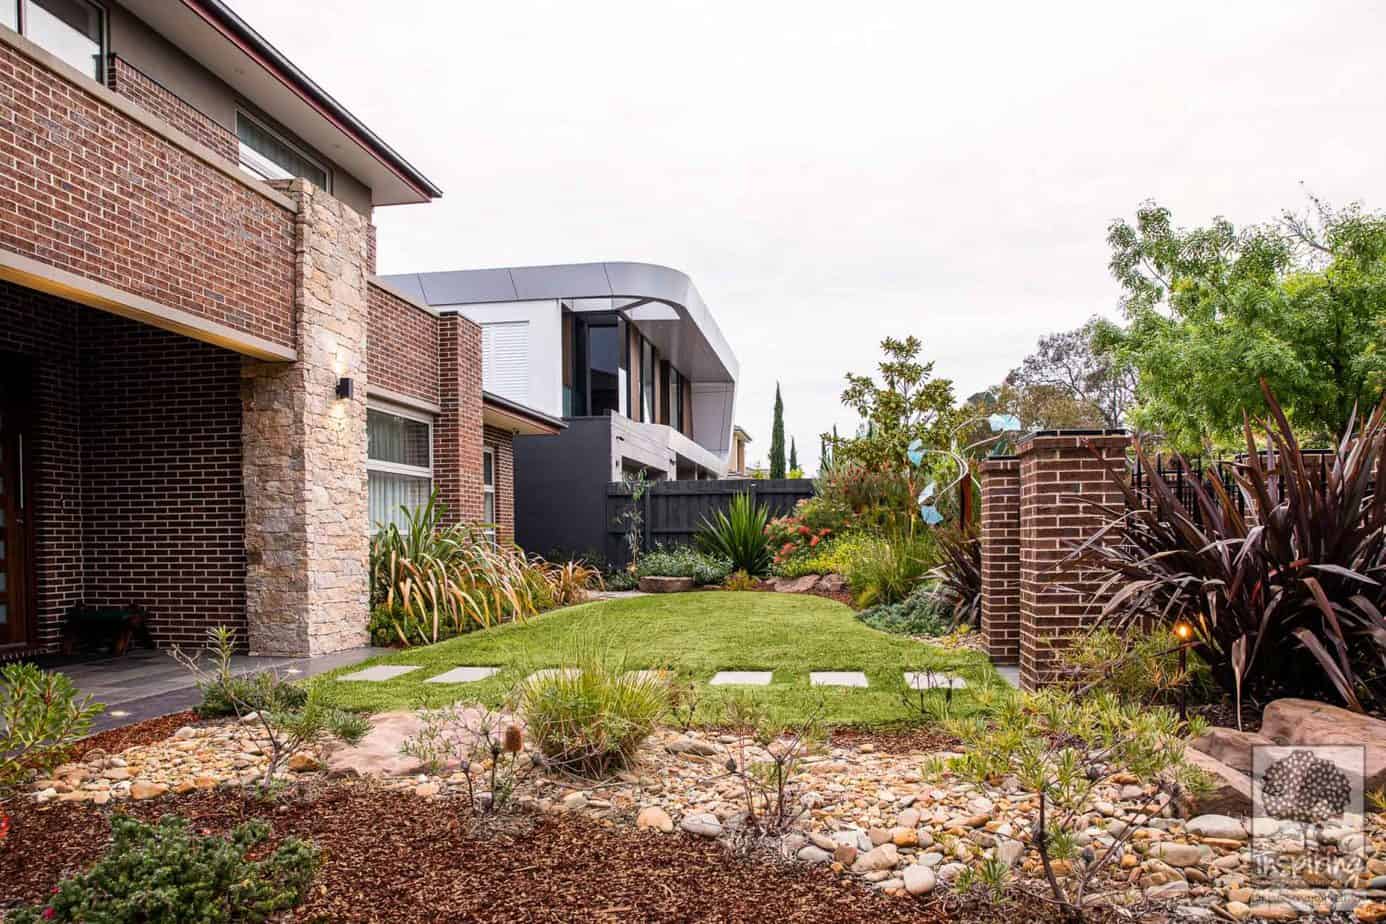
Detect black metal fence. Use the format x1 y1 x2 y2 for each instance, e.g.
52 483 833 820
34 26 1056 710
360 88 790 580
604 478 815 570
1129 450 1338 524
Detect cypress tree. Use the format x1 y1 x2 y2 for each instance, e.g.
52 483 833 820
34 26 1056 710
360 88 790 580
788 438 798 473
769 383 786 479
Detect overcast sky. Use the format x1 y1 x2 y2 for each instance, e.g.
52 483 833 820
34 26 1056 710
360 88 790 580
231 0 1385 474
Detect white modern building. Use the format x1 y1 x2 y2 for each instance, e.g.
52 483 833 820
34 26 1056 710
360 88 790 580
382 262 741 559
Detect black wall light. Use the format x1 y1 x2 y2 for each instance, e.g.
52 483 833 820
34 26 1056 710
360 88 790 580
335 377 354 400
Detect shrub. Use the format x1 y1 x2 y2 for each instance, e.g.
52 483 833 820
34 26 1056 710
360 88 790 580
1061 628 1214 708
173 628 369 789
517 648 667 777
766 513 832 570
722 570 760 592
856 585 948 636
814 463 915 530
10 815 319 923
791 493 853 533
1072 383 1386 715
696 492 774 576
942 690 1208 922
196 670 307 719
843 525 935 607
370 494 584 646
635 546 732 585
772 532 874 578
0 663 102 793
540 559 603 606
400 704 528 816
602 570 639 591
928 525 982 628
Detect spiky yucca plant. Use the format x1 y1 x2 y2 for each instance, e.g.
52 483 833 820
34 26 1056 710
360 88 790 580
696 492 774 576
1072 382 1386 714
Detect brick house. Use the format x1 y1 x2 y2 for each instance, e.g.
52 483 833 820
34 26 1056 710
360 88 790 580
0 0 557 659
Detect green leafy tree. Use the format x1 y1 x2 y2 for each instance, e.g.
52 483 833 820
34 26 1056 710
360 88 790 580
824 335 960 482
1106 198 1386 452
769 383 786 479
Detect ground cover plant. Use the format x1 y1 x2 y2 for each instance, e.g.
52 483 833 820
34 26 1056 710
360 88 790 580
1072 383 1386 716
9 815 319 923
855 584 949 637
320 592 994 727
634 545 732 585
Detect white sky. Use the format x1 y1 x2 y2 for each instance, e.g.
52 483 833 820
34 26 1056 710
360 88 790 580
230 0 1386 474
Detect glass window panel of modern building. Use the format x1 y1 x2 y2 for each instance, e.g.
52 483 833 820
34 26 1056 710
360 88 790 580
10 0 104 80
482 447 496 541
237 113 330 191
586 321 621 417
367 407 432 532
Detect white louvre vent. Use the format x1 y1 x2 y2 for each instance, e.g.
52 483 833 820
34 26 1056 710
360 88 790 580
481 321 529 402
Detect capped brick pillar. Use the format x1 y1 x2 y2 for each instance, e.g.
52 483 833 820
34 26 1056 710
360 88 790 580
1016 431 1131 690
434 313 485 527
979 456 1021 665
241 180 370 656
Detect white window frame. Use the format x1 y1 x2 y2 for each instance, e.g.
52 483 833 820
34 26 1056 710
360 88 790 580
10 0 107 83
235 109 332 192
366 400 433 479
482 446 497 542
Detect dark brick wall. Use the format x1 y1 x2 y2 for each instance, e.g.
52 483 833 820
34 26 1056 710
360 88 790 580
0 39 296 349
106 55 239 163
483 426 515 545
79 312 245 649
367 282 438 406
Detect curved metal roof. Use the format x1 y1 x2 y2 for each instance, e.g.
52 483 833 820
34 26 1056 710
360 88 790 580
383 262 739 383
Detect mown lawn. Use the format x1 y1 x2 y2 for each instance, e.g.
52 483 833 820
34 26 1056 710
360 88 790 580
319 592 1003 728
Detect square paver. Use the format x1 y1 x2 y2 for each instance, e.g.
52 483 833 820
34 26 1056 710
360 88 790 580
709 671 772 686
338 665 420 682
810 671 869 688
425 667 500 684
904 671 966 690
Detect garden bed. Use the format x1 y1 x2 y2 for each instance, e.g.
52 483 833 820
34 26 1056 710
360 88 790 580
3 784 1043 923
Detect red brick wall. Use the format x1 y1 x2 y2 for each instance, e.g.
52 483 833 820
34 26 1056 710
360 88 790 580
980 456 1021 665
1015 432 1131 689
0 282 83 652
367 281 438 405
435 313 485 526
79 312 245 649
0 40 296 349
105 55 239 164
483 426 515 545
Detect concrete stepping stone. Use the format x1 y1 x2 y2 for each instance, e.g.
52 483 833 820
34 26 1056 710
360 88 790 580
810 671 869 688
904 671 966 690
425 667 500 684
709 670 772 686
338 665 420 682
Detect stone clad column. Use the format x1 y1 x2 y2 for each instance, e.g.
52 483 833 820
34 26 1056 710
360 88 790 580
980 456 1021 665
1015 430 1131 689
241 180 370 656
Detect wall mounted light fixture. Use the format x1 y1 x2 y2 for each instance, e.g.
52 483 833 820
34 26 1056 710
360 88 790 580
335 377 354 400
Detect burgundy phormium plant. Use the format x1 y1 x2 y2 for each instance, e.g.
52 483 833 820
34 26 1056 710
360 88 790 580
1070 382 1385 716
930 524 983 629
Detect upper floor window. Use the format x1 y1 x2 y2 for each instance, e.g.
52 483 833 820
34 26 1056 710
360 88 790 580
669 367 683 433
5 0 105 82
640 337 655 423
236 112 330 191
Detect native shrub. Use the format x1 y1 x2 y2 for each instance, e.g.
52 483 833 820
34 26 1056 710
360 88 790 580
635 546 732 585
856 585 949 637
517 647 667 777
696 492 773 576
814 462 915 530
1060 628 1214 708
195 669 307 719
0 663 102 793
400 704 528 816
722 569 761 592
720 693 824 837
9 816 319 924
1071 383 1386 715
843 525 935 607
928 524 982 628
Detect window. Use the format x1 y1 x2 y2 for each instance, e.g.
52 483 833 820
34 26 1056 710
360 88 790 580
482 447 496 542
367 405 432 533
9 0 105 82
480 321 529 403
237 112 329 190
640 338 654 423
587 322 620 417
669 367 683 433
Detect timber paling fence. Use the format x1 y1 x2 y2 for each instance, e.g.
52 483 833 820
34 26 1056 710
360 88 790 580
604 478 815 570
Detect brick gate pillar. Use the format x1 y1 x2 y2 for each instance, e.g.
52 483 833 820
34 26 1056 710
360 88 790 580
980 456 1021 664
1016 430 1130 690
241 180 370 656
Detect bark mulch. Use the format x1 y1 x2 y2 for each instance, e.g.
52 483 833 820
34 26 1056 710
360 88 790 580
0 785 1058 923
69 710 200 761
829 726 960 755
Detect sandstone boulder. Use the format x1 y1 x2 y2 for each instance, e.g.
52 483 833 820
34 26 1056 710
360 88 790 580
1190 726 1274 776
1260 698 1386 790
1183 747 1251 817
